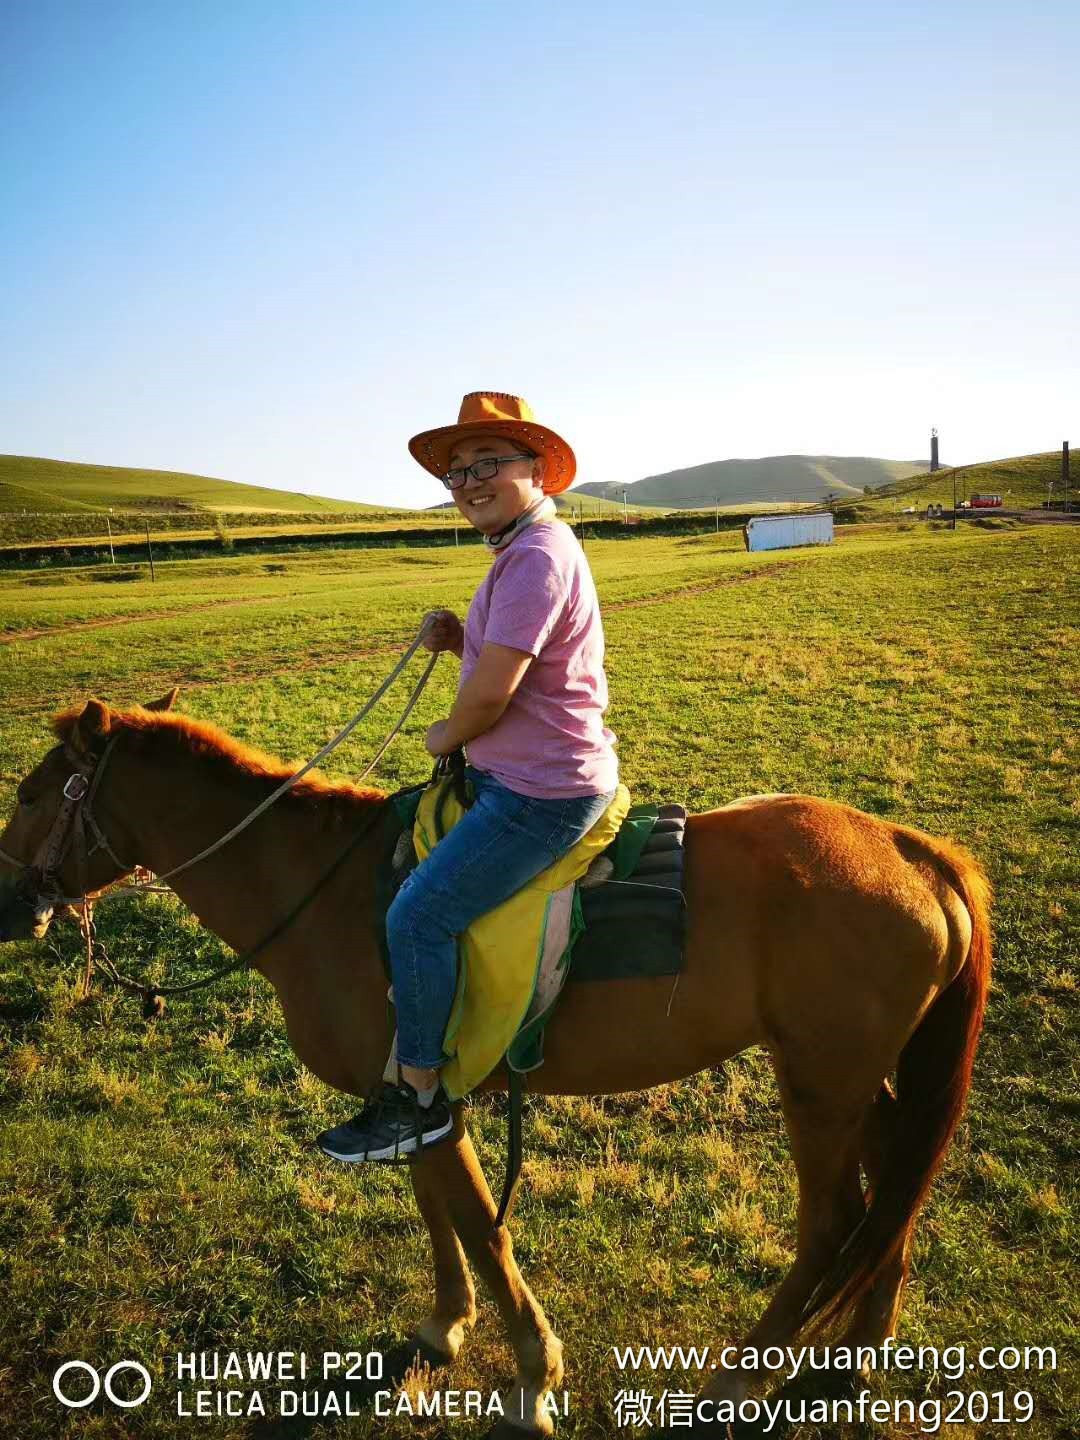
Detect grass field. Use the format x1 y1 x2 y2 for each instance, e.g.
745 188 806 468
0 455 662 548
854 452 1072 520
0 454 388 516
1 523 1077 1438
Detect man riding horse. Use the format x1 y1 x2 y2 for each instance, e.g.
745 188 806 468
317 392 619 1162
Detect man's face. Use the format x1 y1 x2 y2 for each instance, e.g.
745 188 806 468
446 434 545 535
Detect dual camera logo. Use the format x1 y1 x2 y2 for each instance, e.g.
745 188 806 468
53 1360 152 1409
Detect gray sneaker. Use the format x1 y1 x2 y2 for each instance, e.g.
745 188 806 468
316 1081 454 1163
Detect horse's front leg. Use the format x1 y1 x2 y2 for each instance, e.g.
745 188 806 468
413 1109 564 1437
408 1148 477 1364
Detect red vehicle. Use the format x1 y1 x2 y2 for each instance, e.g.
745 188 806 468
970 493 1003 508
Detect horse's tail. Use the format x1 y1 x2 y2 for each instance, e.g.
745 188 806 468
802 834 992 1335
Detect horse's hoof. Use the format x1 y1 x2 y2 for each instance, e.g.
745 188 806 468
379 1335 453 1386
409 1334 457 1371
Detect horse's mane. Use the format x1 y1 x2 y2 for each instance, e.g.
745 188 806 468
51 704 387 827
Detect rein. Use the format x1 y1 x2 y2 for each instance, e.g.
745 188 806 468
78 801 390 1017
1 621 440 1008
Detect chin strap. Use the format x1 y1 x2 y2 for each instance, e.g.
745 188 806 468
483 495 556 551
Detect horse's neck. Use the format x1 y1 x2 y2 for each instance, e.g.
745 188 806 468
106 736 383 960
103 735 395 1093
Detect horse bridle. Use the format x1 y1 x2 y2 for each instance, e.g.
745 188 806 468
0 736 132 918
1 730 396 1014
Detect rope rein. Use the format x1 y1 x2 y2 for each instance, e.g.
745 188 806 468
2 619 442 1009
48 619 438 907
77 801 390 1013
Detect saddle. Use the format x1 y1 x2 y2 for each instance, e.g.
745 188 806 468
376 760 689 1221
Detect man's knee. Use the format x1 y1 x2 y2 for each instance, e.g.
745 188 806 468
387 877 453 942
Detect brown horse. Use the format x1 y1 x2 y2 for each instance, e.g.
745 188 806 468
0 692 991 1436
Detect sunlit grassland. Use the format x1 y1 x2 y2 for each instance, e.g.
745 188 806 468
0 524 1077 1438
1 452 659 547
857 451 1070 517
0 453 387 515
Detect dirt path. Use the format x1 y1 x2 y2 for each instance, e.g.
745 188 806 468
139 564 798 691
604 560 796 613
1 593 287 645
5 561 797 718
4 559 794 647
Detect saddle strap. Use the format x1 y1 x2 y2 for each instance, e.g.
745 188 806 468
494 1066 524 1229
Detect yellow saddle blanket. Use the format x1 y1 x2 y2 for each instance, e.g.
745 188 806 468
410 778 630 1101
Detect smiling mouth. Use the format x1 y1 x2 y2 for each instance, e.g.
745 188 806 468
467 495 496 509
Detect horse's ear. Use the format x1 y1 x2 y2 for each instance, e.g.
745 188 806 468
68 699 112 759
144 686 180 712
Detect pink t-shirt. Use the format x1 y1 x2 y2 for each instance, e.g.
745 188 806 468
460 519 618 799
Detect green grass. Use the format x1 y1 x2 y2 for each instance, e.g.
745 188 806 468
1 523 1078 1438
1 455 662 548
855 451 1072 518
0 454 390 516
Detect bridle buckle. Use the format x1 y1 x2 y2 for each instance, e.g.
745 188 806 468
63 773 89 802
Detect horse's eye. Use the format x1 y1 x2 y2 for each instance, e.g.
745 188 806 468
17 794 36 810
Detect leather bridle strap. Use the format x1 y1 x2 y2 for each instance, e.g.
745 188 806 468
0 735 131 907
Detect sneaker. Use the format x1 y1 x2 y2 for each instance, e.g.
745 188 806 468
316 1082 454 1163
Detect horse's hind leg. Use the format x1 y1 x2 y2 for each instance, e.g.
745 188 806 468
414 1113 564 1437
841 1081 911 1356
698 1058 868 1409
408 1157 477 1364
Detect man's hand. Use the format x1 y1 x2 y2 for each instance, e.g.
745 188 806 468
421 610 464 657
424 720 455 757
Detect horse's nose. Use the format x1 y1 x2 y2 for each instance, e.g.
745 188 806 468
0 873 53 942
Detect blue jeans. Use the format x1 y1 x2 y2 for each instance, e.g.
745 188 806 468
387 767 617 1069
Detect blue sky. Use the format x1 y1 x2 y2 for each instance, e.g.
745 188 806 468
2 1 1077 508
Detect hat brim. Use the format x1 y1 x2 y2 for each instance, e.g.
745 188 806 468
408 419 576 495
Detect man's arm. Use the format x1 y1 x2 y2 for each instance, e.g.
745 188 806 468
426 642 533 754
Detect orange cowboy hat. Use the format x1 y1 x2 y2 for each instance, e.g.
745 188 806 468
408 392 576 496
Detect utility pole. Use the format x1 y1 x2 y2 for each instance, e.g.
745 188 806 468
951 468 957 530
622 488 628 524
714 497 719 533
106 515 115 564
1064 441 1071 513
144 520 156 580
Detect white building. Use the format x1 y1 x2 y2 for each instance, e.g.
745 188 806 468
743 512 834 552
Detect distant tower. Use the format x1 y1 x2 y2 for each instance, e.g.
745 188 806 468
930 428 940 472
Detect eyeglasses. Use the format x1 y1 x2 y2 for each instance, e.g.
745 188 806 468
442 454 533 491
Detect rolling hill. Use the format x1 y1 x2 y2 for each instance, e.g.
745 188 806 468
2 453 661 526
5 449 1068 539
0 454 383 515
573 454 928 509
854 451 1070 516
